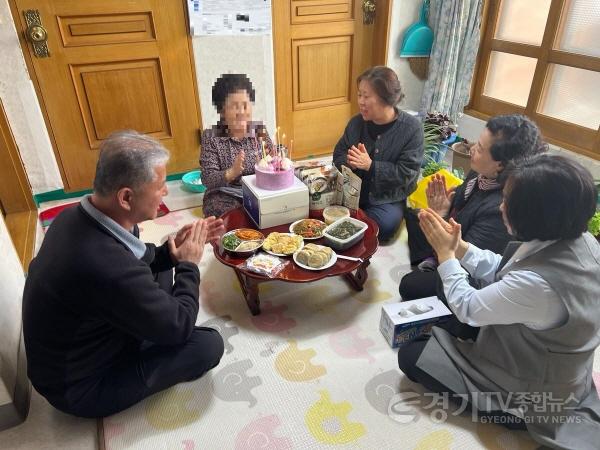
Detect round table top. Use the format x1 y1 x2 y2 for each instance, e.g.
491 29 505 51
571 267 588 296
212 208 379 282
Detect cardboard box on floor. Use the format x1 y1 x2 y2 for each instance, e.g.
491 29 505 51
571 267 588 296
380 296 452 348
242 174 309 229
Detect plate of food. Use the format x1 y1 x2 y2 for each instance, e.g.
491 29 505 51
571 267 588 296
293 243 337 271
221 229 265 257
262 232 304 256
289 218 327 240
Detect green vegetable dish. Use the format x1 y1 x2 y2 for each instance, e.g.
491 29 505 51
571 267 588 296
329 221 361 240
222 234 241 250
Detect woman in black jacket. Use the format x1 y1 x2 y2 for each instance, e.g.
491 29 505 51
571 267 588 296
400 114 547 300
333 66 424 241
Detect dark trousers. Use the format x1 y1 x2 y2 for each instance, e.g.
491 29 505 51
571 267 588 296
362 201 405 241
405 207 433 265
45 270 225 418
397 335 527 431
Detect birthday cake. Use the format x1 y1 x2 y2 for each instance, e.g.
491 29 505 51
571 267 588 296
255 154 294 190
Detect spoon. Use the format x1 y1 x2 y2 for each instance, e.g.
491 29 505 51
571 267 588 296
336 254 363 263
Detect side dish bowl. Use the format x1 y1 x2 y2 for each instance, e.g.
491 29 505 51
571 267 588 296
322 217 368 250
221 229 264 257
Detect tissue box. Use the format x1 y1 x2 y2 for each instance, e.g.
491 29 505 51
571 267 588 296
380 297 452 348
242 174 309 229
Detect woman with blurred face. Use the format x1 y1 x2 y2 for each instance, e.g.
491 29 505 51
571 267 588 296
200 74 273 218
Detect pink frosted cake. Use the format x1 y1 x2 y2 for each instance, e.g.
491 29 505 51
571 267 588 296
255 155 294 190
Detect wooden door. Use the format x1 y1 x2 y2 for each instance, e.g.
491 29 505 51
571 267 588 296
11 0 201 191
273 0 391 160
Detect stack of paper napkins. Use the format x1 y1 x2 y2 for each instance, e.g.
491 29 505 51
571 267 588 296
380 296 452 348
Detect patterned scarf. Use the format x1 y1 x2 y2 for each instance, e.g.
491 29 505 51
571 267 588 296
464 174 502 200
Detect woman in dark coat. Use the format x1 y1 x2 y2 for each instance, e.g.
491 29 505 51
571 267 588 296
333 66 424 241
400 114 547 300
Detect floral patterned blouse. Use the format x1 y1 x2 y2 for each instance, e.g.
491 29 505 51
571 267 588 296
200 122 273 217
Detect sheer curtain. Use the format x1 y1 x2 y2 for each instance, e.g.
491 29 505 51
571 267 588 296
420 0 484 120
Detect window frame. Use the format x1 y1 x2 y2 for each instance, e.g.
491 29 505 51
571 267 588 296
467 0 600 160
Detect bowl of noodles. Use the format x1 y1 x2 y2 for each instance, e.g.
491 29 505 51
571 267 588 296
221 228 265 257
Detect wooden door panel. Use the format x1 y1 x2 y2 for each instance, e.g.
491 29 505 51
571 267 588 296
274 1 391 159
293 105 351 153
295 37 351 106
74 60 171 143
291 0 353 24
57 13 155 47
13 0 200 191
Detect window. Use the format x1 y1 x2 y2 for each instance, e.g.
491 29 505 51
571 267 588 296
468 0 600 159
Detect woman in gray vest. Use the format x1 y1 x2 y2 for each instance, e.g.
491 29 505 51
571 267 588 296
398 154 600 449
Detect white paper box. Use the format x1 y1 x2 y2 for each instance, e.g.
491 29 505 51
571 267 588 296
242 174 309 229
380 297 452 348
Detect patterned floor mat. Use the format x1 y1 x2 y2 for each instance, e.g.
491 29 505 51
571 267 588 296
101 207 560 450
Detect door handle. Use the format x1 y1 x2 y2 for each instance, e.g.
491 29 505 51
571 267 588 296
24 9 50 58
362 0 376 25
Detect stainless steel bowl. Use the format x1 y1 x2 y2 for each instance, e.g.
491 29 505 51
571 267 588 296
221 229 264 257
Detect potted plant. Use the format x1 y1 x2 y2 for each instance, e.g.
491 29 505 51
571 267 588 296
421 119 464 179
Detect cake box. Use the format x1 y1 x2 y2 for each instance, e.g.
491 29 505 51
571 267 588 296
379 296 452 348
242 174 309 229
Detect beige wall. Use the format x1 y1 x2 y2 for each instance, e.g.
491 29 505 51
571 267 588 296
193 34 276 137
387 0 427 111
0 213 26 406
0 0 63 194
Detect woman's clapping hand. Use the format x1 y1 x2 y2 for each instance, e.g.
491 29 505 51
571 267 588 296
347 143 372 171
425 174 455 217
418 208 464 263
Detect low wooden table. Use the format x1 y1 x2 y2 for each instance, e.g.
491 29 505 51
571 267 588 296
213 207 379 315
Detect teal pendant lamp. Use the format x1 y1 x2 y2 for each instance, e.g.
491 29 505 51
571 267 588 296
400 0 433 57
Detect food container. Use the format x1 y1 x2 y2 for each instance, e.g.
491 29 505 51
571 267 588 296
322 205 350 225
221 229 264 257
182 170 206 193
322 217 368 250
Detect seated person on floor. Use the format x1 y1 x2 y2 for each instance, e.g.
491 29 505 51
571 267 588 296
23 130 226 418
400 114 547 300
200 73 274 217
333 66 424 241
398 154 600 448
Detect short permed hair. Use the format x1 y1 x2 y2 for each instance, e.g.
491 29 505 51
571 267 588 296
93 130 169 196
357 66 405 107
504 154 597 241
486 114 548 182
212 74 255 114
